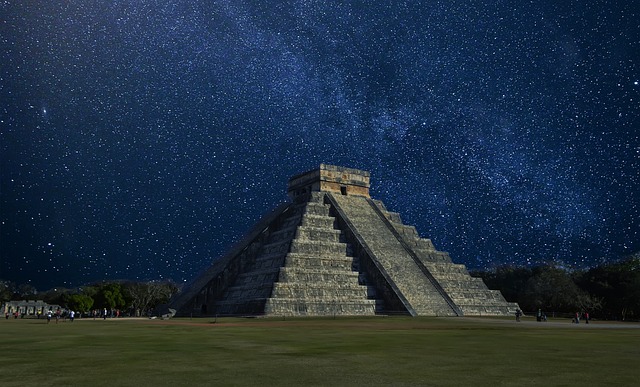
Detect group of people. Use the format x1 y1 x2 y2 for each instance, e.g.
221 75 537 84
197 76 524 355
44 308 123 322
5 308 125 323
514 309 548 322
573 311 590 324
536 309 547 322
45 308 70 324
4 311 21 319
88 308 121 320
44 308 124 323
515 309 591 324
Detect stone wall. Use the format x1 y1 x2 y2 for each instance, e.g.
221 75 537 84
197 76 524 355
288 164 370 200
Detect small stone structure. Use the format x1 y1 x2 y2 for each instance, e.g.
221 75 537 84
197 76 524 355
1 300 61 316
170 164 519 317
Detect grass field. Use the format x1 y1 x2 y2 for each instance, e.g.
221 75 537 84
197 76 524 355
1 316 638 386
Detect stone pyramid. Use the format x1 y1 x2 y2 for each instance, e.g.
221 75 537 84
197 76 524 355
170 164 519 317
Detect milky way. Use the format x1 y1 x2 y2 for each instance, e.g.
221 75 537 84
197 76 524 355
2 1 639 289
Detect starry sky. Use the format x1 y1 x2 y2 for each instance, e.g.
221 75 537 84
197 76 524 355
2 0 639 290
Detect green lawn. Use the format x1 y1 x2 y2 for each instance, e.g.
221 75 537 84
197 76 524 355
1 316 638 386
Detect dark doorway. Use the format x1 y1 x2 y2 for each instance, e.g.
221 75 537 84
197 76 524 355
340 186 347 195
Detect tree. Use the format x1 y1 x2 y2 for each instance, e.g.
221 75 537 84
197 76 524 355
521 265 598 313
577 257 640 320
473 264 601 314
0 281 16 303
93 283 128 310
17 283 37 298
124 281 178 317
65 294 94 314
40 288 67 306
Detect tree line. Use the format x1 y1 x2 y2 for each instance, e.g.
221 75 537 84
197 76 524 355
0 280 178 317
3 255 638 320
471 256 640 320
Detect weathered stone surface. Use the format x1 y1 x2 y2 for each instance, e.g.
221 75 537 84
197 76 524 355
329 194 460 316
170 165 519 317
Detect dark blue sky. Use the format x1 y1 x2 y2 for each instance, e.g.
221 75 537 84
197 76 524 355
2 1 638 289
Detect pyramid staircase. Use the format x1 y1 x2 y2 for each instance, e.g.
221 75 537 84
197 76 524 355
329 194 461 316
214 192 379 316
373 200 519 316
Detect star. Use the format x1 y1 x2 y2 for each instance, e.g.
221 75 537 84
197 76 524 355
1 1 638 289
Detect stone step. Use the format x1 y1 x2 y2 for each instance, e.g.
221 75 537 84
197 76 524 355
303 202 332 217
224 283 273 300
307 192 326 203
382 211 402 223
427 269 477 278
278 267 361 283
431 271 472 284
371 199 388 212
458 305 517 316
294 227 344 243
416 251 453 262
260 239 294 256
412 239 436 251
268 226 298 243
446 289 507 299
224 281 377 301
428 272 475 281
403 303 458 317
452 294 513 304
457 302 516 311
235 267 281 284
251 253 288 270
300 214 337 229
392 224 419 239
271 283 375 299
426 271 471 279
264 298 378 316
423 262 467 271
284 254 355 270
289 239 351 256
438 279 487 292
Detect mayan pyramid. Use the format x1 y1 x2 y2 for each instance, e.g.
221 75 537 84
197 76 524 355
170 164 519 317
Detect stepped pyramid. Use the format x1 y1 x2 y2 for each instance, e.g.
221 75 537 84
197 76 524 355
170 164 519 317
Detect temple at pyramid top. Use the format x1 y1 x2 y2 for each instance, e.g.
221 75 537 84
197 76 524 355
167 164 519 318
288 164 371 200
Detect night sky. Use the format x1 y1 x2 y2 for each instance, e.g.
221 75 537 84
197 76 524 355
2 1 638 290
